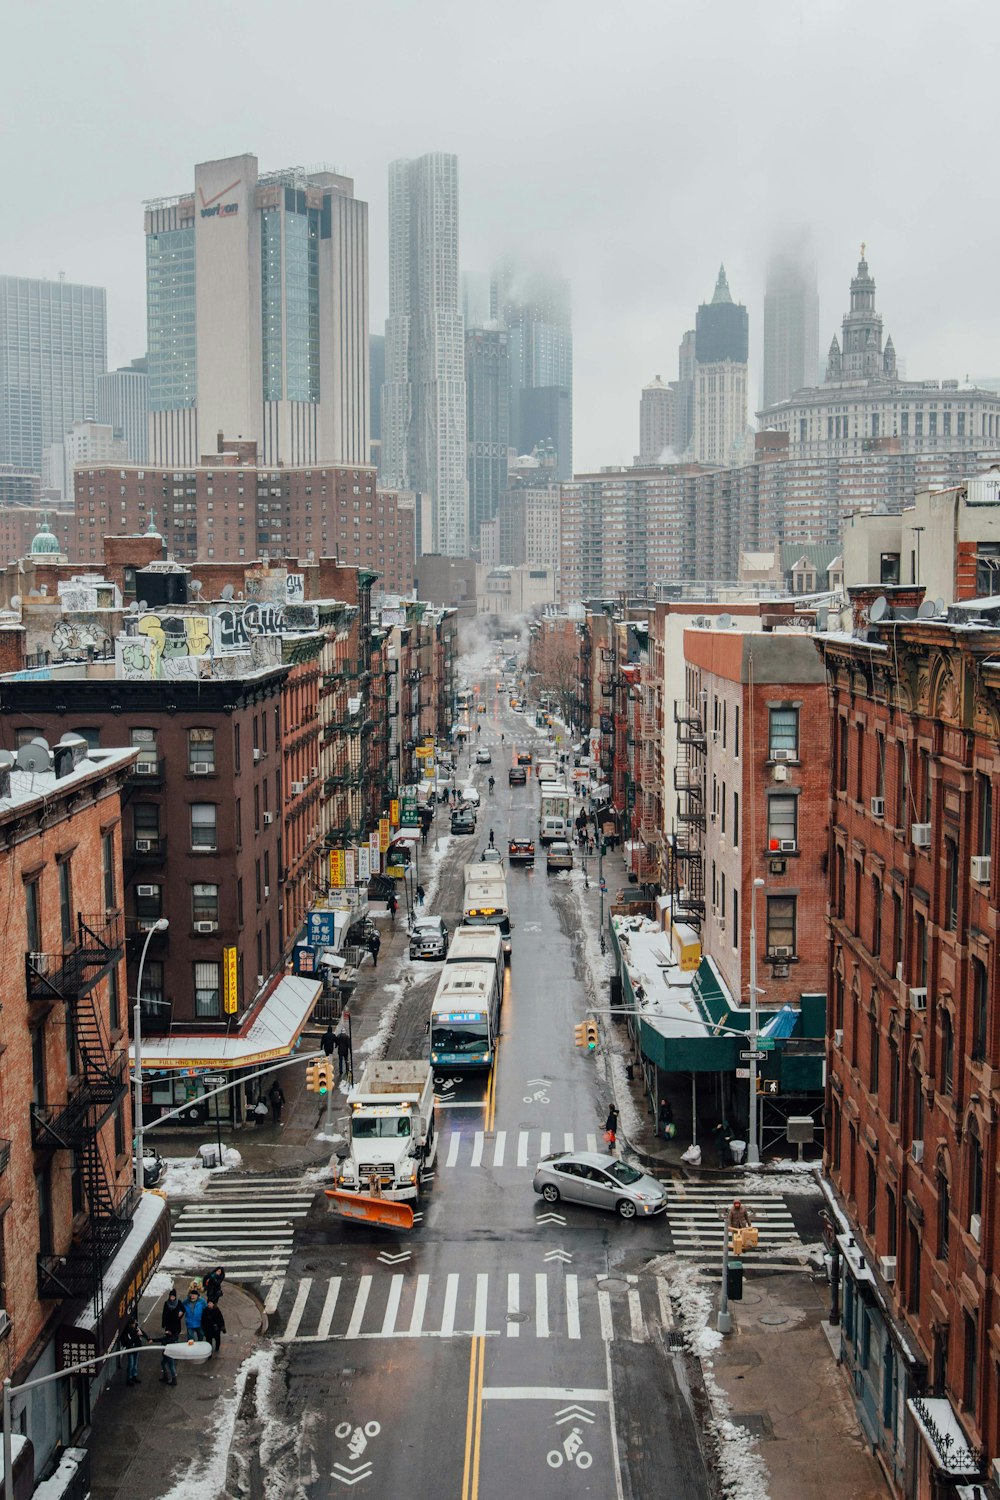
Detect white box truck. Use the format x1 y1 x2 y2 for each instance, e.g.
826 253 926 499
335 1059 437 1202
539 782 571 844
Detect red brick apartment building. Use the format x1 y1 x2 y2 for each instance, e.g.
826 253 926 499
819 587 1000 1496
0 740 169 1489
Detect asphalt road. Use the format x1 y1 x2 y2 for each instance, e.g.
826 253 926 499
268 669 713 1499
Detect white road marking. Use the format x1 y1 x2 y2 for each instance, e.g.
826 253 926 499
493 1130 506 1166
565 1275 580 1340
346 1276 371 1340
283 1277 312 1341
517 1131 529 1168
471 1132 484 1168
628 1287 644 1343
535 1273 549 1338
409 1274 429 1337
263 1280 284 1316
446 1132 461 1167
440 1273 459 1337
482 1388 610 1401
474 1273 489 1336
507 1273 520 1337
657 1278 674 1332
563 1132 574 1152
318 1278 341 1339
381 1275 404 1336
598 1287 614 1342
539 1131 550 1158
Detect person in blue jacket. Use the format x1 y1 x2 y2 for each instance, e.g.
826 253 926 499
183 1282 207 1340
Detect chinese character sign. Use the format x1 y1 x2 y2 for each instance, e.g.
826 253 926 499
390 799 400 826
379 817 390 852
329 849 346 888
223 946 239 1014
345 847 357 886
358 845 371 882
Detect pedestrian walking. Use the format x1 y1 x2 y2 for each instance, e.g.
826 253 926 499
122 1311 150 1385
368 931 381 968
416 883 425 906
488 776 495 795
712 1119 733 1169
268 1081 285 1125
202 1299 226 1355
183 1283 207 1341
658 1097 676 1139
488 828 495 849
604 1104 620 1149
335 1028 351 1078
321 1025 336 1059
160 1288 183 1385
203 1264 226 1303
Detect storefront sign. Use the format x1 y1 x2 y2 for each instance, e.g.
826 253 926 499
345 847 356 887
223 946 238 1014
369 831 380 873
390 798 400 825
330 849 346 887
308 910 336 948
358 845 371 882
401 792 419 826
379 817 390 852
296 945 317 975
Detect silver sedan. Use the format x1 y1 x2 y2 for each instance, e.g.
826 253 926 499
532 1151 667 1219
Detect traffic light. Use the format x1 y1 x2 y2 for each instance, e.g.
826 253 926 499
306 1060 321 1093
574 1023 587 1047
317 1059 334 1096
756 1078 779 1095
585 1019 599 1052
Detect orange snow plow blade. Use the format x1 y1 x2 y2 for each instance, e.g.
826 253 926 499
325 1188 415 1231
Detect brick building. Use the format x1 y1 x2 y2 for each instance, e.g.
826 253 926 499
0 739 170 1485
818 590 1000 1494
67 438 414 595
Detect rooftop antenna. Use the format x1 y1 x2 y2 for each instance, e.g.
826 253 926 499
16 739 51 774
221 584 234 602
869 596 889 623
917 599 936 619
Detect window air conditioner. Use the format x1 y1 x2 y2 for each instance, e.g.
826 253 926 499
136 885 158 897
908 986 928 1012
769 945 792 959
772 749 796 762
135 762 156 775
253 748 262 762
971 855 991 884
263 812 274 825
263 886 270 898
833 1028 844 1048
778 839 797 853
911 1140 924 1164
137 919 158 931
291 781 304 795
192 763 212 775
870 797 885 818
970 1213 982 1243
135 838 154 851
878 1256 896 1283
911 823 931 848
28 952 48 972
194 920 217 933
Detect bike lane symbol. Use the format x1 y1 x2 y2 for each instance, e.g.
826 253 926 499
332 1420 381 1486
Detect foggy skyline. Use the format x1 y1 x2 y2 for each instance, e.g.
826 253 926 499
4 0 999 473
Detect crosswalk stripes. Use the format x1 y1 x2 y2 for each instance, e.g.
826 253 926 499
165 1175 316 1284
273 1270 671 1346
440 1129 600 1171
659 1182 800 1257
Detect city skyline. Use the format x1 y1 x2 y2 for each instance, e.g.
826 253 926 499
4 2 1000 474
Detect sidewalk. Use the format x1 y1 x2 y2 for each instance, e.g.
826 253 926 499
86 1283 264 1500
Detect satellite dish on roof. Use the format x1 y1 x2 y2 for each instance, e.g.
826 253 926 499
189 579 203 594
16 740 51 774
0 751 14 771
221 584 234 601
128 601 140 614
869 596 889 623
917 599 936 619
10 596 20 610
935 599 945 616
138 600 148 611
717 613 734 629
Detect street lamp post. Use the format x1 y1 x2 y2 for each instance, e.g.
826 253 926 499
134 917 169 1193
747 877 765 1168
3 1341 209 1500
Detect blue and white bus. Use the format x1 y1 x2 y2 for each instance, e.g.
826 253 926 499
429 962 503 1070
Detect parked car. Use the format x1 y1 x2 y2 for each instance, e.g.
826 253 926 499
532 1151 667 1219
546 841 574 872
134 1146 165 1189
408 915 449 960
460 785 481 806
479 848 503 866
508 766 527 786
476 748 492 764
451 809 477 835
508 836 535 866
517 751 532 766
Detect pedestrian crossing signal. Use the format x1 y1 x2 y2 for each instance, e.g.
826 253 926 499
574 1023 587 1047
756 1078 779 1095
585 1020 598 1052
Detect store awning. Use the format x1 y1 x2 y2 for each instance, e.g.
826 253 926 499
62 1192 170 1355
135 974 322 1071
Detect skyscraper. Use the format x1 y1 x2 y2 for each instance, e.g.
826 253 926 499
762 250 820 407
143 153 369 468
465 324 509 551
491 263 572 479
382 153 468 557
96 357 148 462
693 266 749 466
673 330 696 456
0 275 107 472
638 376 675 464
369 333 384 468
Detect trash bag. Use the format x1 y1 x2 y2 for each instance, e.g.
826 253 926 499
680 1143 702 1166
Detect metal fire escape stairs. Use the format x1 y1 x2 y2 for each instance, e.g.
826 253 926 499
670 701 707 928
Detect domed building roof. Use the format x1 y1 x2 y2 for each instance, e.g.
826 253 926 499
29 519 61 556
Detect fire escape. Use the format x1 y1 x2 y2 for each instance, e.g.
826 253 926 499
671 700 706 927
27 913 136 1333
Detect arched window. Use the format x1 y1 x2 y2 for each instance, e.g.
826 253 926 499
868 1000 880 1095
940 1010 954 1096
888 1026 901 1123
937 1165 951 1263
850 978 861 1069
972 958 989 1063
968 1122 983 1240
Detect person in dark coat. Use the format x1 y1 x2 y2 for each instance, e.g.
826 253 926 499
160 1289 184 1385
122 1311 150 1386
389 892 398 923
268 1081 285 1125
202 1299 226 1355
713 1119 733 1169
368 931 381 968
604 1104 620 1148
335 1028 351 1078
203 1265 226 1303
321 1026 336 1059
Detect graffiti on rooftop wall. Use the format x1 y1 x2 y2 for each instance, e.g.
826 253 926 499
50 616 113 659
137 613 215 675
216 601 318 651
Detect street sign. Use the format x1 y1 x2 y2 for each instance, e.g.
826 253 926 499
735 1067 750 1079
739 1049 765 1062
757 1038 776 1053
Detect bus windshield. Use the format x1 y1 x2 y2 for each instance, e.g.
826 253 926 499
431 1022 490 1054
463 912 511 936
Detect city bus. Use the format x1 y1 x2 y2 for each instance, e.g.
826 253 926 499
462 876 512 957
429 961 504 1069
446 927 504 994
456 688 473 713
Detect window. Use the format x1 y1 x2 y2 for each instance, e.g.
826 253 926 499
896 742 908 828
733 790 739 846
919 748 931 823
768 707 799 758
869 1006 880 1095
130 727 157 772
837 718 848 792
975 543 1000 599
906 1222 920 1314
25 878 41 953
972 959 989 1062
192 884 219 925
835 848 846 919
855 722 865 802
866 1156 877 1236
875 732 886 798
871 877 882 960
937 1172 950 1262
194 961 221 1018
234 723 241 774
977 773 993 858
109 963 122 1032
237 877 244 927
892 891 903 974
191 804 217 850
140 960 165 1023
766 896 796 956
102 831 116 910
886 1184 897 1257
36 1168 53 1257
888 1034 900 1123
188 728 216 773
767 795 797 850
964 1311 979 1415
969 1127 983 1231
58 858 73 946
114 1100 125 1158
914 912 928 987
945 838 959 931
134 803 160 848
940 1011 954 1095
135 884 162 922
911 1060 924 1142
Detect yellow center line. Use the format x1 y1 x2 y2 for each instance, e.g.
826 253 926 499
471 1329 486 1495
486 1038 500 1133
461 1334 479 1499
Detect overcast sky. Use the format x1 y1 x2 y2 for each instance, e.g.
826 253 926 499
4 0 999 471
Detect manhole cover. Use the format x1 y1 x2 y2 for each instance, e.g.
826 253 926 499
506 1312 528 1323
599 1277 630 1292
759 1313 788 1326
